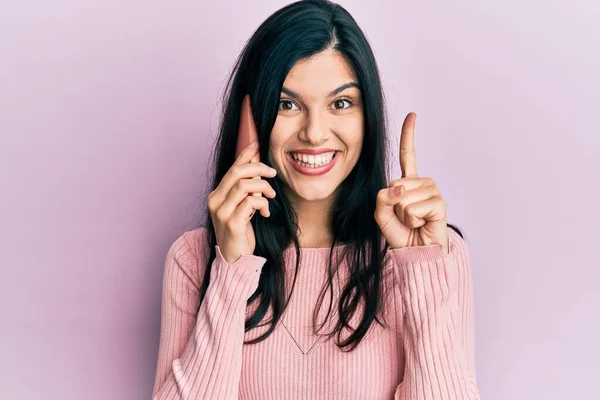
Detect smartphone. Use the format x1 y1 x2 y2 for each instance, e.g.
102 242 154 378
236 95 262 198
236 95 259 161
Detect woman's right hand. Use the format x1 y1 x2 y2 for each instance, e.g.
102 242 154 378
207 141 277 264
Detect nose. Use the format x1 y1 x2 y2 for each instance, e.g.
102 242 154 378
298 111 329 146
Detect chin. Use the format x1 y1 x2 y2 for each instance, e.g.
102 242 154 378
289 183 339 202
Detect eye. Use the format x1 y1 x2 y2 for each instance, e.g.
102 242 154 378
278 99 299 111
332 98 353 110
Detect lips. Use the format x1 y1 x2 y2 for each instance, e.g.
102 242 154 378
286 151 339 176
290 151 336 166
288 148 338 155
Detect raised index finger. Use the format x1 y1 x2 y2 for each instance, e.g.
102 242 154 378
400 112 418 178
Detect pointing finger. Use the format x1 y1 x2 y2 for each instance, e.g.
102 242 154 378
400 112 418 178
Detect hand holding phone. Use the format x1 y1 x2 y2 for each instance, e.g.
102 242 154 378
207 95 277 262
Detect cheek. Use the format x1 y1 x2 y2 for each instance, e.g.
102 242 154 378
335 118 364 150
268 121 292 168
269 117 296 148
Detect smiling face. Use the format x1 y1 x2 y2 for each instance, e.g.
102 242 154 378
268 48 364 205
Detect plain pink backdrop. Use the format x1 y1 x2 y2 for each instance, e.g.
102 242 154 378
1 0 599 399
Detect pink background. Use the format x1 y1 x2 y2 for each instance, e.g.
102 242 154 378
2 1 599 398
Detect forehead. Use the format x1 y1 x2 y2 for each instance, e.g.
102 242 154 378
283 49 358 97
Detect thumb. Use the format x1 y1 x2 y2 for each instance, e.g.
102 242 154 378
376 185 405 227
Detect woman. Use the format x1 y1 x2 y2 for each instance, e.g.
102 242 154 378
152 0 480 399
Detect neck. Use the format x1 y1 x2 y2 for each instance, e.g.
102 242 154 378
285 188 336 248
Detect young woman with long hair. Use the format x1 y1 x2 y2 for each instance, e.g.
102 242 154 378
152 1 480 398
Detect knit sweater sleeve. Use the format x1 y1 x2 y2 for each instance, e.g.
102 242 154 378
151 230 266 400
389 229 480 400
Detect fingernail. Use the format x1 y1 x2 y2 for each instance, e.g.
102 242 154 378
251 141 258 147
392 185 402 196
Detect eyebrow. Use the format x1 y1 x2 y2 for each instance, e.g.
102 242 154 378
281 82 361 100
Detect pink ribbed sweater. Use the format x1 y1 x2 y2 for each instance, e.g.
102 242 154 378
151 227 479 399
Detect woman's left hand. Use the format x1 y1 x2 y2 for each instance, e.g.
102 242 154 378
374 112 449 255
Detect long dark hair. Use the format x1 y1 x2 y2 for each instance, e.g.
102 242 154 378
198 0 464 352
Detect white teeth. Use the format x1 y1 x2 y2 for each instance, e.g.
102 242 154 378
291 151 335 167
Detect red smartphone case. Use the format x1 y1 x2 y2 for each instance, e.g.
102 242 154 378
236 95 259 163
236 95 263 199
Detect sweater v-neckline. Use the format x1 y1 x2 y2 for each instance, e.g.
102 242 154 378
278 245 351 355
